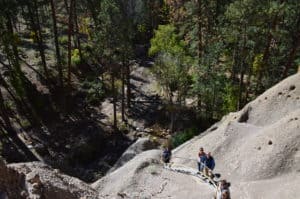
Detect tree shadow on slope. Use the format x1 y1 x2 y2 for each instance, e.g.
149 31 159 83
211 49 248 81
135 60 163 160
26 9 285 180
2 73 132 182
0 130 28 163
129 83 207 134
129 83 166 127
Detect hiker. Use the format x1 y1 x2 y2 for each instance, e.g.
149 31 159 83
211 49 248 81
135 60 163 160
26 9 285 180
162 146 172 166
203 152 215 177
197 147 206 172
215 180 231 199
221 190 230 199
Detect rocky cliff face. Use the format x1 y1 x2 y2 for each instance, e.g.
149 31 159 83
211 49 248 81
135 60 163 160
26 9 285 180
0 160 98 199
0 159 27 199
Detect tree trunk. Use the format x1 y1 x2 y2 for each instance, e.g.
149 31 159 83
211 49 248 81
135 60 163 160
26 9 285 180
126 63 131 109
169 93 175 133
212 84 216 118
197 93 201 111
6 16 21 73
121 62 125 122
257 0 285 92
197 0 202 60
282 15 300 78
33 0 50 82
231 47 237 82
282 33 300 78
112 70 117 130
49 0 63 88
64 0 69 14
0 89 13 131
86 0 98 24
5 14 25 92
196 0 203 112
238 70 245 110
238 24 247 109
0 89 38 161
244 66 252 103
67 0 74 90
73 0 83 61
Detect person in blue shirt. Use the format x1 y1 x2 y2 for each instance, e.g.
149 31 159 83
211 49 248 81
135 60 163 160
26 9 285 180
204 152 215 177
162 146 172 166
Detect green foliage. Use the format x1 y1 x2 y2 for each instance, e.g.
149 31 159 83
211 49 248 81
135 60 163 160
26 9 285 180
81 78 104 105
222 83 239 114
253 53 263 75
10 70 26 98
137 23 147 33
71 49 81 65
171 127 198 148
149 24 192 101
152 52 191 97
30 31 37 43
58 36 68 45
79 17 92 39
118 121 129 132
149 24 186 56
93 0 134 65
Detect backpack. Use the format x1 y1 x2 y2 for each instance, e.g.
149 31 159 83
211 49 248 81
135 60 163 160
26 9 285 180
162 149 171 159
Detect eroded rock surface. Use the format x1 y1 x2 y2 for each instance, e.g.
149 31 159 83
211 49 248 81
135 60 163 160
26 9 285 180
0 160 98 199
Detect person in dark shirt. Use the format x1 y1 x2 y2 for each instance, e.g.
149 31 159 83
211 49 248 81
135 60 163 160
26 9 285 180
162 146 172 166
204 152 215 178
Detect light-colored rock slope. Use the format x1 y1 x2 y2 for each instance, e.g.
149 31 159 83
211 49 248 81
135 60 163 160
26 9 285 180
92 150 215 199
108 138 159 173
9 162 98 199
95 74 300 199
1 74 298 199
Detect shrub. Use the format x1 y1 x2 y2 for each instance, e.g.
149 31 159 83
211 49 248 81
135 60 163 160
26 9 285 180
171 127 198 148
222 83 238 114
81 78 104 105
71 48 81 65
58 36 68 45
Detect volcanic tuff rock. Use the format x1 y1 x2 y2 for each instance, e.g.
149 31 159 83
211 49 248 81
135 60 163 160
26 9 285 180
95 73 300 199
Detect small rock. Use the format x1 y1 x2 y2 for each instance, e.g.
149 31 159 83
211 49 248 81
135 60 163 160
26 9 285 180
257 146 261 150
